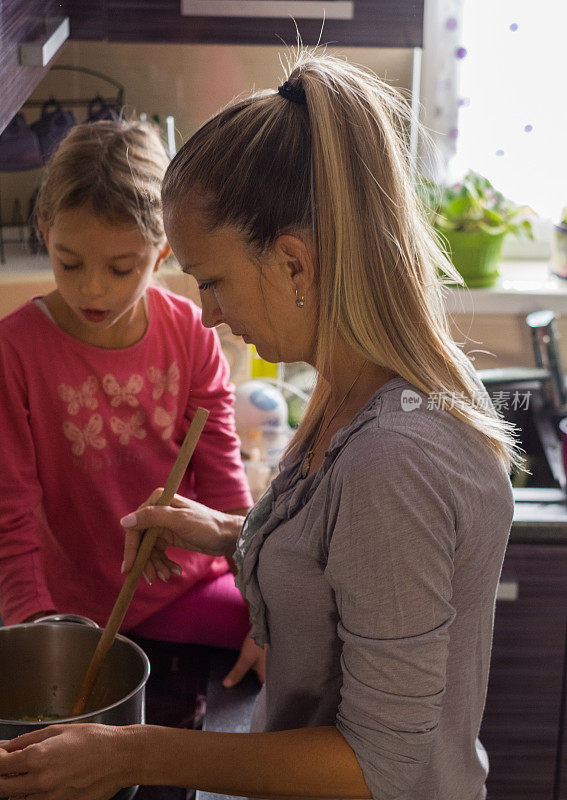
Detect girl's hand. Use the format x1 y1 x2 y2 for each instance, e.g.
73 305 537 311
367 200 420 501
222 634 267 687
0 723 131 800
120 489 244 584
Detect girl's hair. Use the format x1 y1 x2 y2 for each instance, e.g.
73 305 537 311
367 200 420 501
162 49 519 472
37 119 169 246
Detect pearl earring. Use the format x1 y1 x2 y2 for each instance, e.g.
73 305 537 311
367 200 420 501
295 290 305 309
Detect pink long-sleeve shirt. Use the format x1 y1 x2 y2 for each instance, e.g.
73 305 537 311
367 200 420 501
0 286 252 628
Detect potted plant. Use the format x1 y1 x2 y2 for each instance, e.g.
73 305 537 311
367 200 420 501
418 170 533 288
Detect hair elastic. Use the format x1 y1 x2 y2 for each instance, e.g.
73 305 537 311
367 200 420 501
277 81 307 107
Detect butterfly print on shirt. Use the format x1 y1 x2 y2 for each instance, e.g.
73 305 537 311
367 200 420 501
147 362 180 400
102 373 144 408
153 406 174 440
110 411 147 445
63 413 106 456
57 375 98 415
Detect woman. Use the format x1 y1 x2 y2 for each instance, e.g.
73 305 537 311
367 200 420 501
0 50 516 800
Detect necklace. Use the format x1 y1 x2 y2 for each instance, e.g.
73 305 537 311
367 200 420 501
301 360 368 479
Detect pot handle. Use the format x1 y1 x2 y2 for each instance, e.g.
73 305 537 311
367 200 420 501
32 613 99 628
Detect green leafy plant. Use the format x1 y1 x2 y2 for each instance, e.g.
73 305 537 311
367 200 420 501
418 170 533 238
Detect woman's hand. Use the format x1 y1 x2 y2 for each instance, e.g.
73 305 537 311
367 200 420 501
120 489 245 584
0 723 132 800
223 635 267 688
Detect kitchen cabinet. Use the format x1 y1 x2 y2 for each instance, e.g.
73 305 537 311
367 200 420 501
480 543 567 800
65 0 423 48
0 0 68 133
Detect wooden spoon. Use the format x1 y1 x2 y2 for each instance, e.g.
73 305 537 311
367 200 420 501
71 406 210 717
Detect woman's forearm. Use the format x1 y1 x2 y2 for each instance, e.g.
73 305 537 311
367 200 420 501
121 725 372 799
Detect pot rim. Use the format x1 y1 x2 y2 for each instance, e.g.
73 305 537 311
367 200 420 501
0 621 150 726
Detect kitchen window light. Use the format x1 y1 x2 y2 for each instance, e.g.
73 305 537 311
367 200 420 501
419 0 565 260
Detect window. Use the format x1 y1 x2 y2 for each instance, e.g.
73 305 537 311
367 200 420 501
419 0 565 256
451 0 566 223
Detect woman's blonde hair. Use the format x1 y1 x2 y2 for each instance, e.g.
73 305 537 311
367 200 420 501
37 118 169 246
163 49 519 472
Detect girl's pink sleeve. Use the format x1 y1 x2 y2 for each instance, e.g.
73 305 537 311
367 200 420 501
185 325 252 512
0 337 55 624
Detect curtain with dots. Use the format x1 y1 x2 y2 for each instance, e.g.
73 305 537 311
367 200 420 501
418 0 464 184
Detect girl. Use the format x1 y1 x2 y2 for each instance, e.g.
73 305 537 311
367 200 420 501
0 119 255 666
0 51 516 800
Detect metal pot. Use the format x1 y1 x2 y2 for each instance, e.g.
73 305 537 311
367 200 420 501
0 615 150 800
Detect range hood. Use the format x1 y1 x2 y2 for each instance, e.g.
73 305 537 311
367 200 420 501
181 1 354 19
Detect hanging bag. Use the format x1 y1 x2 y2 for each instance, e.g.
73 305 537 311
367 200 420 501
31 100 76 162
87 95 120 122
0 114 42 172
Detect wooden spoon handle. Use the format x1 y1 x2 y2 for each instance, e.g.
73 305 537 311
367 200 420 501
71 407 210 717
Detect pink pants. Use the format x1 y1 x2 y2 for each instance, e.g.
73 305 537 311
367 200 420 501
128 570 250 649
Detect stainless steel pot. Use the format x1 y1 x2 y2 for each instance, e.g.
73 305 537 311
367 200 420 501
0 615 150 800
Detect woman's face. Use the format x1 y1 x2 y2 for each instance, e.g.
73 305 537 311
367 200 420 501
164 202 315 364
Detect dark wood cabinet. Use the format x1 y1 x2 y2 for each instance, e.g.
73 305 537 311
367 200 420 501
0 0 68 133
1 1 423 134
65 0 423 48
480 544 567 799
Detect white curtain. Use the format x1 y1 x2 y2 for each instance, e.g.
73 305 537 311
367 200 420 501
418 0 464 183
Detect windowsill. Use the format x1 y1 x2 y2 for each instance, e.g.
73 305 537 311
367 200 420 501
445 259 567 315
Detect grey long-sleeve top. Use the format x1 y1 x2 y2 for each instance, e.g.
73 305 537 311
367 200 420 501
234 375 514 800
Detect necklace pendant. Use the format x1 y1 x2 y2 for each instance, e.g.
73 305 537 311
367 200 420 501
301 451 312 479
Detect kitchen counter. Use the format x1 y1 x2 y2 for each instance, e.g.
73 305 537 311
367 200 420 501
511 487 567 542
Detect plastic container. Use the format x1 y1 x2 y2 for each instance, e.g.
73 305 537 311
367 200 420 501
249 345 278 379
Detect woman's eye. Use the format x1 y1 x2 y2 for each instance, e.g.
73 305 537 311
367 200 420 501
111 267 133 277
60 262 80 271
198 280 215 291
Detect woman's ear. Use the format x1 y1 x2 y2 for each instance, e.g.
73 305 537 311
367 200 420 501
154 242 172 272
273 233 315 295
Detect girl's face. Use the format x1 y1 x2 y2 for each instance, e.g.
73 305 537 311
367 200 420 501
164 202 315 364
40 207 169 348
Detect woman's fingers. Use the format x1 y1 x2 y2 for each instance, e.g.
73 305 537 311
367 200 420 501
121 528 142 574
0 724 126 800
2 726 60 752
121 506 177 576
121 504 177 536
121 493 228 571
0 728 62 795
149 552 182 583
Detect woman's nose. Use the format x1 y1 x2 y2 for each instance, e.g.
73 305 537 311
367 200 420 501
200 294 223 328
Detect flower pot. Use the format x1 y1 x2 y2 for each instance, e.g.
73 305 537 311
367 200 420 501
436 228 506 288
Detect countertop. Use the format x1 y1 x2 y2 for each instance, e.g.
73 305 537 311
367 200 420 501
512 487 567 542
